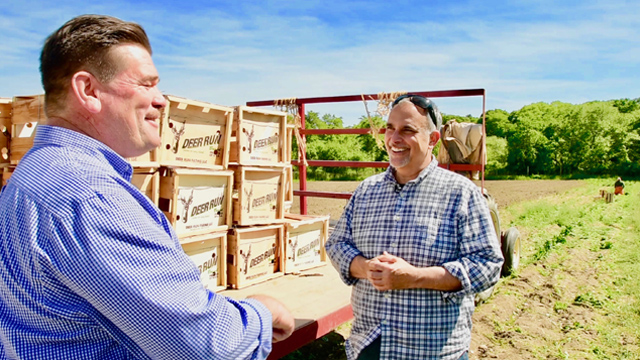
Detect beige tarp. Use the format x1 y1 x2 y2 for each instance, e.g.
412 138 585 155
437 119 486 180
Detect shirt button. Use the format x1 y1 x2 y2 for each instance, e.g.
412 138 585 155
390 242 397 248
393 215 401 222
384 293 391 299
381 320 387 325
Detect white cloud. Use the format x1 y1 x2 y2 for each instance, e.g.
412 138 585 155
1 0 639 123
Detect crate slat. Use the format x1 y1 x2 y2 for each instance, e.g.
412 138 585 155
0 98 11 164
131 167 160 206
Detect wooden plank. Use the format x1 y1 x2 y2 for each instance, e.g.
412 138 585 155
131 167 160 205
0 98 11 163
220 263 353 358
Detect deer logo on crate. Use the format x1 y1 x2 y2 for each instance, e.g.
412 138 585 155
243 185 254 213
239 244 252 275
169 121 186 154
288 238 298 262
178 189 194 223
243 126 255 154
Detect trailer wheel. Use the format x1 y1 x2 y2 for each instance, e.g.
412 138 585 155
484 193 501 246
501 227 521 276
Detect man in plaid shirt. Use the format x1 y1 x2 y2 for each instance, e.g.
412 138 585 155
326 95 504 360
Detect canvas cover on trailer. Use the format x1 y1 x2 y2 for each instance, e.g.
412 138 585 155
437 119 486 180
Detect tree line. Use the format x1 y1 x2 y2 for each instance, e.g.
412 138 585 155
291 98 640 180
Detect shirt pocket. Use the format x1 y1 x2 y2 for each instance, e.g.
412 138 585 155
415 215 440 247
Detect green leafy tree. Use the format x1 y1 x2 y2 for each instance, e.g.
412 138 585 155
354 115 387 161
484 109 514 138
485 136 508 175
612 98 640 113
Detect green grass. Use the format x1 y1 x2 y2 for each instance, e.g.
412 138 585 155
500 179 640 359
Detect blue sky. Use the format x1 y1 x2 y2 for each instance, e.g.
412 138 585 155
1 0 638 126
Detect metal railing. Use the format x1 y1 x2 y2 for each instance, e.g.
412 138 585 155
247 89 486 214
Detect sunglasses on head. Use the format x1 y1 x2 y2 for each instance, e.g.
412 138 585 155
391 94 440 129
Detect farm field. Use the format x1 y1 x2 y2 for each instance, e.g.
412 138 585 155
290 179 585 221
283 179 640 360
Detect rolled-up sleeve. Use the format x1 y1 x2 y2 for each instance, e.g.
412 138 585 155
442 187 504 300
325 191 363 286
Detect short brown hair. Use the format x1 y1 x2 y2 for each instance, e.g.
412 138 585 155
40 14 152 115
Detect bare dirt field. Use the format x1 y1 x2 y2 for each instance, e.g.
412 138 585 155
290 179 585 222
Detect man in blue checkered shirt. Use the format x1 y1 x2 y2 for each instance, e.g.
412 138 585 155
0 15 293 360
326 95 504 360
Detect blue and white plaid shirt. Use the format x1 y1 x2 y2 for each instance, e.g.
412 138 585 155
0 125 272 360
326 160 503 360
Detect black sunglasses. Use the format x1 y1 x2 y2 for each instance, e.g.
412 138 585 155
391 94 441 130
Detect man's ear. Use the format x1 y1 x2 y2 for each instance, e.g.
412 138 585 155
71 71 102 114
430 130 440 147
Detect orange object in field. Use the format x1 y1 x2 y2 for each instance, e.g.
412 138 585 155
615 186 624 195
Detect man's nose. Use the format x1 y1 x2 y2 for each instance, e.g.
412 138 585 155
152 88 167 109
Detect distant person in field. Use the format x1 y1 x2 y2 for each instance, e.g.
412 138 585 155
326 94 504 360
0 14 293 360
614 177 625 195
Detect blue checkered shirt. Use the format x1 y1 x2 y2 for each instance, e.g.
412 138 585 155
0 125 272 360
326 160 504 360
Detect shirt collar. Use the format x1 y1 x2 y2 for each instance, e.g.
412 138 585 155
33 125 134 180
385 156 439 186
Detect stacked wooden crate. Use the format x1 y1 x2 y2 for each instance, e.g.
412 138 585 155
147 95 235 293
8 95 44 165
280 123 329 274
226 106 289 289
282 213 330 274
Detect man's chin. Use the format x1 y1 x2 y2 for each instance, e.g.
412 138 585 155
389 158 409 169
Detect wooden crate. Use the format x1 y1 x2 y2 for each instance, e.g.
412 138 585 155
181 231 227 292
156 95 233 170
229 106 287 166
1 164 14 187
10 95 44 164
227 224 284 289
230 166 285 226
0 98 11 164
131 166 160 205
283 213 329 274
159 167 233 239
